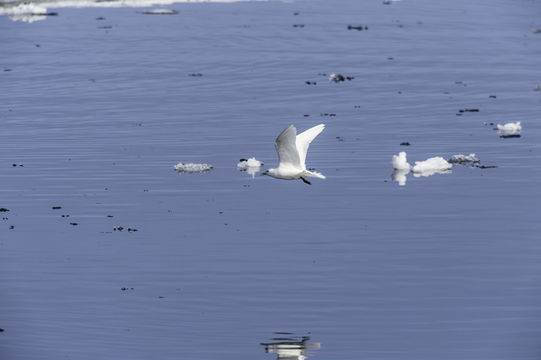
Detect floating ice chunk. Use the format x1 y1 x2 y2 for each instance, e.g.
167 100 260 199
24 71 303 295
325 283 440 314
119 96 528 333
392 169 409 186
412 157 452 177
448 153 480 165
392 151 411 171
173 162 213 173
237 157 263 170
328 73 354 83
496 121 521 134
237 157 263 178
140 8 178 14
5 3 56 22
8 4 48 15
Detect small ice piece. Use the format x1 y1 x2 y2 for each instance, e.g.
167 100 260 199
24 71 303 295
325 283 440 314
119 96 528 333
392 151 411 171
329 73 345 82
237 157 263 170
496 121 521 134
237 157 263 178
173 162 213 173
140 9 178 15
412 157 452 177
6 3 56 22
448 153 480 165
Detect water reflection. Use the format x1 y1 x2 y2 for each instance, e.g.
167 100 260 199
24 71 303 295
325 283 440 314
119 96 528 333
261 333 321 360
412 169 452 178
392 168 410 186
392 168 453 185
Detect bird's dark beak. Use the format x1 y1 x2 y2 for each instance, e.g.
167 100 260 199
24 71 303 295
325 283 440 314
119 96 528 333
260 171 267 176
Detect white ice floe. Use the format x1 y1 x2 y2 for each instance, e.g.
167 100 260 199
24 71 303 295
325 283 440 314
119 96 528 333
392 151 411 171
496 121 521 134
5 3 50 22
237 157 263 178
0 0 263 20
261 124 325 185
140 8 178 14
412 157 452 177
173 162 213 173
237 157 263 170
448 153 480 165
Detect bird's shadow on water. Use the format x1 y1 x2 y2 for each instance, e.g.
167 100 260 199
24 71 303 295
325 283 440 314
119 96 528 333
261 333 321 360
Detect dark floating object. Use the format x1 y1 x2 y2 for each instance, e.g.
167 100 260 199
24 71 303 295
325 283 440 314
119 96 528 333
96 17 106 20
348 25 368 31
9 225 14 230
127 228 138 232
12 163 23 167
476 165 498 169
458 108 479 113
448 154 480 165
189 73 203 77
489 95 497 98
320 113 336 117
4 69 12 72
336 136 344 142
305 81 316 85
0 208 9 212
329 73 354 82
303 114 310 117
400 142 410 146
293 24 305 28
293 12 299 16
52 206 62 210
0 328 4 332
114 226 124 231
69 222 78 226
61 214 69 218
500 134 521 138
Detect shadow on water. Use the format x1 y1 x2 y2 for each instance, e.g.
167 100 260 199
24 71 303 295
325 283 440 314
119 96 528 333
261 333 321 360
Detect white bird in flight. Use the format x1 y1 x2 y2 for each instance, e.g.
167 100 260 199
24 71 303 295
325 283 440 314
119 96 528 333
261 124 326 185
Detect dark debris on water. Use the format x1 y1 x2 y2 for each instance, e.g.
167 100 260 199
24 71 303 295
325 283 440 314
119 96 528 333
348 25 368 31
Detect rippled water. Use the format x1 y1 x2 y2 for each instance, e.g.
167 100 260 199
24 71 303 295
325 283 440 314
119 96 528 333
1 0 541 359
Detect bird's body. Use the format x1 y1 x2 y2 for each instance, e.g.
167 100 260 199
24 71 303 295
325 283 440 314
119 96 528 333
261 124 326 184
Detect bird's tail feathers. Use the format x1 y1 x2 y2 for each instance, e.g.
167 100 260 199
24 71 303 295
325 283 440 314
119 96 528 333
302 170 326 179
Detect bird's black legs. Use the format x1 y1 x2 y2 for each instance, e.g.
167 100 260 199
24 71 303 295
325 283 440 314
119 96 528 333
301 177 311 185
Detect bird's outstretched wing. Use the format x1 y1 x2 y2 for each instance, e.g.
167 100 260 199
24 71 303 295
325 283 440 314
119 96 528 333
275 125 301 168
296 124 325 169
